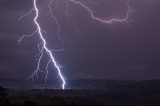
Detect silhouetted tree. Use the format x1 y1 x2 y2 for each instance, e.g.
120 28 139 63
0 86 10 106
0 86 8 98
23 101 38 106
66 103 79 106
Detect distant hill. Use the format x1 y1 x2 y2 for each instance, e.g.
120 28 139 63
1 79 160 106
2 87 160 106
1 79 160 92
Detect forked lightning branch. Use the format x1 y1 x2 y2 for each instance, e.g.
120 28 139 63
19 0 132 89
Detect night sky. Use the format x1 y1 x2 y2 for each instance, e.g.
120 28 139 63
0 0 160 82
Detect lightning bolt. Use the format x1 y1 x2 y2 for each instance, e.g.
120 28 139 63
19 0 132 90
33 0 65 89
19 0 66 89
68 0 132 24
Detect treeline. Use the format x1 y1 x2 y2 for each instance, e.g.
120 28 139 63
1 86 160 106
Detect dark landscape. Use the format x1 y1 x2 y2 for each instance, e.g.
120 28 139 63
1 80 160 106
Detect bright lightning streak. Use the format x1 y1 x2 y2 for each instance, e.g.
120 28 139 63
33 0 65 89
19 0 66 89
19 0 133 90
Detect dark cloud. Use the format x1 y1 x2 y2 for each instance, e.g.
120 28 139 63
0 0 48 10
0 33 34 78
0 0 32 10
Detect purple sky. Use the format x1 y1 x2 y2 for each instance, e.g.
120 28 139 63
0 0 160 81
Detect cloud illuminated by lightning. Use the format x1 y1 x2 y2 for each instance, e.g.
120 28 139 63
19 0 132 89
